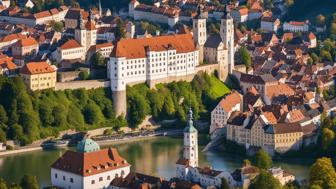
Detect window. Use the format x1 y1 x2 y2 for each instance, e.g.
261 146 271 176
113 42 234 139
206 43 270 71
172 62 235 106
107 176 111 180
54 173 58 179
91 180 95 184
70 178 73 183
63 176 65 181
99 177 103 182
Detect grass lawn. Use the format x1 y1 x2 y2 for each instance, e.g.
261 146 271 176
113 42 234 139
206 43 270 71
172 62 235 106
208 75 231 99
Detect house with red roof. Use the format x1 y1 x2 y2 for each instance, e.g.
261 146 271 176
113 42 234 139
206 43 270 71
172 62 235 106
51 138 131 189
54 39 85 62
20 61 56 91
12 37 38 57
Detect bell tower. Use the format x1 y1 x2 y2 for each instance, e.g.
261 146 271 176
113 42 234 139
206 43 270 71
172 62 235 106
192 4 207 64
183 108 198 168
220 6 234 74
75 12 86 49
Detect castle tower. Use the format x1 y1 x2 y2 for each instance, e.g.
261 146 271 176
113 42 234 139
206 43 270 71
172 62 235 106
183 108 198 168
75 12 86 50
220 6 234 74
85 9 97 51
192 5 207 64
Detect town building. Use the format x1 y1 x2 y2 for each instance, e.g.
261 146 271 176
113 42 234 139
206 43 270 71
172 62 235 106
0 54 17 76
20 62 57 91
108 33 199 116
12 37 39 58
283 21 309 32
51 138 131 189
261 16 280 32
55 39 85 63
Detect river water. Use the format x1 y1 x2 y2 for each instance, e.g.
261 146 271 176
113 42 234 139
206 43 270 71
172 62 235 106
0 136 312 187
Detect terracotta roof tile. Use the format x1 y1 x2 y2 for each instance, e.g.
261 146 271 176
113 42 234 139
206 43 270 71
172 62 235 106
14 37 38 47
20 62 55 75
112 34 196 59
51 148 130 177
219 91 242 112
60 39 82 50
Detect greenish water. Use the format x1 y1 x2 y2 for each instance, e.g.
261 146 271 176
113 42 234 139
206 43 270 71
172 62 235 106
0 137 313 187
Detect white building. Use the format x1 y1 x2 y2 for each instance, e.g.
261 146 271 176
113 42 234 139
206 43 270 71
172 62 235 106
51 138 131 189
108 33 199 92
220 9 235 74
210 91 242 134
283 21 309 32
176 109 238 188
55 39 85 62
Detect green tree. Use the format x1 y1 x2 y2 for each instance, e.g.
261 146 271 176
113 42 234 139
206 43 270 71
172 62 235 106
19 175 39 189
239 47 252 70
220 177 230 189
331 23 336 36
309 157 336 189
52 104 67 127
255 149 272 169
321 128 335 151
249 170 281 189
49 21 64 32
67 104 85 130
0 105 8 125
127 94 149 127
0 178 8 189
83 102 104 125
90 52 106 68
0 129 6 143
79 71 90 80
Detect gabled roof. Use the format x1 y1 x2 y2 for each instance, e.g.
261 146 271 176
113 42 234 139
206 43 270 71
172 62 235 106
218 91 242 112
111 34 196 59
20 62 55 75
204 34 223 49
14 37 38 47
60 39 82 50
51 147 130 177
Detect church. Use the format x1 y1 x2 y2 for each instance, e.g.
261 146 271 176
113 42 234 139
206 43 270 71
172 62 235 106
193 5 235 82
176 109 238 188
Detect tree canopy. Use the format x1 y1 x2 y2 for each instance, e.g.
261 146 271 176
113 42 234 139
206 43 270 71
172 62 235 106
309 157 336 189
248 170 282 189
255 149 272 169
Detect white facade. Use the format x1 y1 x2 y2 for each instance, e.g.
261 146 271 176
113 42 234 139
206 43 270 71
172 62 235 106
283 22 309 32
220 13 235 74
261 19 280 32
56 46 85 62
108 36 199 92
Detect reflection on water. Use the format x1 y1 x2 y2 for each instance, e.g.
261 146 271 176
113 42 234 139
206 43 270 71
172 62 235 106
0 136 312 187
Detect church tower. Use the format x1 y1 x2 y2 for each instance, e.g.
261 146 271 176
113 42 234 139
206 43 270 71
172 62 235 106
75 12 86 50
85 9 97 51
192 4 207 64
220 6 234 74
183 108 198 168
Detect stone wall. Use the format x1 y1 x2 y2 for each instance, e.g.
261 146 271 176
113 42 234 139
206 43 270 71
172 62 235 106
55 80 110 91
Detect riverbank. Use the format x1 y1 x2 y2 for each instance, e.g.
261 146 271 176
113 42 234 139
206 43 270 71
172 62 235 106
0 128 183 157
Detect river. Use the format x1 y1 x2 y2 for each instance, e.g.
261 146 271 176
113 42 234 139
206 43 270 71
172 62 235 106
0 136 313 187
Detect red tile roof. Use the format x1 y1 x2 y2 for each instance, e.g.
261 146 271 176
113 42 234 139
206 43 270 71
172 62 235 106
60 39 82 50
20 62 55 75
51 148 130 177
0 33 26 42
0 54 16 70
219 91 241 112
112 34 196 59
14 37 38 47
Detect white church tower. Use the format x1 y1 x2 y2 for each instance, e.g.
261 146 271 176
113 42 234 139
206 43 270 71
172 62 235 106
176 108 199 180
183 108 198 168
220 6 235 74
192 4 207 63
75 12 86 50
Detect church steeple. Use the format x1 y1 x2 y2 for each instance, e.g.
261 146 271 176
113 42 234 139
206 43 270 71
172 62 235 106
182 108 198 167
98 0 102 17
77 11 85 30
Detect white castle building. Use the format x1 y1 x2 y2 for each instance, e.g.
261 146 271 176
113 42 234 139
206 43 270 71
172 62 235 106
108 5 235 117
51 138 131 189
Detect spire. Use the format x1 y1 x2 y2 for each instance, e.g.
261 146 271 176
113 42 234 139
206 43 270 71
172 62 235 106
184 108 197 133
77 11 85 30
222 4 231 19
89 9 94 21
98 0 102 17
194 4 206 19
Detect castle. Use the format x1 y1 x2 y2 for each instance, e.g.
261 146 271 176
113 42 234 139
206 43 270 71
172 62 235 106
108 5 235 116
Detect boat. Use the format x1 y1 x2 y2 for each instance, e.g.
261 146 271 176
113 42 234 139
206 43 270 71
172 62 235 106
41 140 69 150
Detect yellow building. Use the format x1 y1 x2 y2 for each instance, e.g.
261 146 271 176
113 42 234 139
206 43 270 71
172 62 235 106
20 62 57 91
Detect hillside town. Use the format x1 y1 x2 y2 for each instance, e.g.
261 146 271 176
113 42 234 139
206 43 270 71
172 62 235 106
0 0 335 188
